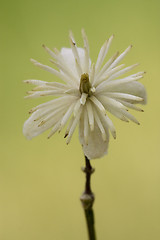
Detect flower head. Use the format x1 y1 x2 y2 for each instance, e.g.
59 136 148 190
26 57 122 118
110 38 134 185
23 30 147 159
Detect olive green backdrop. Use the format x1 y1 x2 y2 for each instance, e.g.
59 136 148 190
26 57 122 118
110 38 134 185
0 0 160 239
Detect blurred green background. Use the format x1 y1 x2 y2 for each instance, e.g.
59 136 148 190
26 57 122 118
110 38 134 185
0 0 160 239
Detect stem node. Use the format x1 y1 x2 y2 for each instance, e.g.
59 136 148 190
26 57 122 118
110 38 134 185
80 192 95 210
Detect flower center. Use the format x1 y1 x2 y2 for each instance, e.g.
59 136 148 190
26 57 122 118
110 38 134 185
79 73 92 95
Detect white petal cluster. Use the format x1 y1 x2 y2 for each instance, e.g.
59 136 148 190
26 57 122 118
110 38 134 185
23 30 147 159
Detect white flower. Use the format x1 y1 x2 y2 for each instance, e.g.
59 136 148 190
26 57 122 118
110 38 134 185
23 30 147 159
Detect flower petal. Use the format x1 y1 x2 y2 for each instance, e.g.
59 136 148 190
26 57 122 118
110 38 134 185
108 81 147 104
60 47 91 76
60 48 85 75
23 100 71 139
79 111 109 159
23 110 61 139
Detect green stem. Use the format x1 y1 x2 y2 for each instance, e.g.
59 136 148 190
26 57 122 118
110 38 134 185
80 156 96 240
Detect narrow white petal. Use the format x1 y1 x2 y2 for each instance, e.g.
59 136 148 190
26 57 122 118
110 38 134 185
26 88 79 98
60 47 85 77
89 95 106 114
107 45 132 71
43 45 76 83
58 48 80 85
93 106 116 139
98 96 129 122
64 117 74 138
23 108 64 140
46 82 69 89
59 103 75 131
93 108 107 141
25 90 66 99
96 74 144 94
118 100 144 112
30 59 62 77
42 44 57 59
28 96 77 113
32 108 54 122
30 59 75 86
31 103 69 122
53 47 60 55
94 51 119 83
89 64 95 84
80 93 88 105
104 64 125 79
37 105 67 127
95 40 108 73
69 31 83 75
77 58 84 77
81 29 89 73
32 85 67 91
64 88 80 97
95 64 125 86
50 59 78 82
102 114 116 139
105 92 143 102
96 95 127 111
107 63 139 81
23 79 47 85
95 35 114 73
106 107 129 122
66 106 82 144
121 110 140 125
47 121 61 139
107 81 147 104
83 107 89 144
86 101 94 131
79 111 109 159
74 99 81 117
